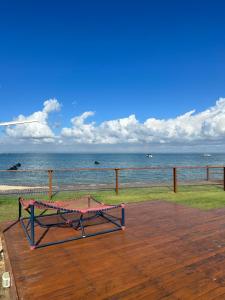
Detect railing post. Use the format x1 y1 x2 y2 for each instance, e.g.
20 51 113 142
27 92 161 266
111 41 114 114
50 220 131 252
223 167 225 191
48 170 53 199
173 167 177 193
206 165 209 181
115 168 119 195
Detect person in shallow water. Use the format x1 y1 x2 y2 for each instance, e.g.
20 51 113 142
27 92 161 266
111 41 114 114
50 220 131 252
8 163 21 170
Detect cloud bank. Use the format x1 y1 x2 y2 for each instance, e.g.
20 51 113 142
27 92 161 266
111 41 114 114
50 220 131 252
61 98 225 145
2 97 225 151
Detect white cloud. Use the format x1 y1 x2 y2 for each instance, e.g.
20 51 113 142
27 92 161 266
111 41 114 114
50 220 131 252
61 98 225 145
61 111 96 143
2 97 225 151
43 99 61 114
61 113 141 144
5 98 61 140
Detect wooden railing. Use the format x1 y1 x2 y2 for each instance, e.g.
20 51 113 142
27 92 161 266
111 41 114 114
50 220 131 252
0 165 225 198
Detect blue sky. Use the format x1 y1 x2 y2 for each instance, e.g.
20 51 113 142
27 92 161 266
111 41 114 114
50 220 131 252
1 0 225 152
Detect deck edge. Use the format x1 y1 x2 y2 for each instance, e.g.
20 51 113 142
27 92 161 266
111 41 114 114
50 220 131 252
1 225 19 300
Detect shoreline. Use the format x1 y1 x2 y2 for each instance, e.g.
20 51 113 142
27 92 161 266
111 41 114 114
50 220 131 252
0 185 48 191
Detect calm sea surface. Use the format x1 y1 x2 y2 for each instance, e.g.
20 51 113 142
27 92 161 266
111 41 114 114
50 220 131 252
0 153 224 186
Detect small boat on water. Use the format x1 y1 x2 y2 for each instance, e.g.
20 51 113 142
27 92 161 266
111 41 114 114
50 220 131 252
203 154 212 157
146 154 153 158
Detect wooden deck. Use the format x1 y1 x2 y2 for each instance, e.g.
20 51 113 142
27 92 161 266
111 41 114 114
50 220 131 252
3 200 225 299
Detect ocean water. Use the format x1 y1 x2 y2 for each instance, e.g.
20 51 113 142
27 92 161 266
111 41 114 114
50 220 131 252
0 153 224 187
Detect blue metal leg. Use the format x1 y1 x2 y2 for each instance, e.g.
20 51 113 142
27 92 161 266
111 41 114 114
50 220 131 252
121 205 125 230
30 205 35 249
79 215 86 237
18 198 22 220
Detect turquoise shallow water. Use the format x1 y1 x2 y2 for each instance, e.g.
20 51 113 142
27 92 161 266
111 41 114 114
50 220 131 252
0 153 224 186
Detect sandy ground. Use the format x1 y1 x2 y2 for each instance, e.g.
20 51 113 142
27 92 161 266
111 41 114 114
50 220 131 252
0 185 47 191
0 240 10 299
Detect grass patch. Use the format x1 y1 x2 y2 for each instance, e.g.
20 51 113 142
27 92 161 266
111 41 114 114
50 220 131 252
0 184 225 222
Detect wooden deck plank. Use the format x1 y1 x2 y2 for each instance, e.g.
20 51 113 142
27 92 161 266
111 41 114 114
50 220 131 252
3 200 225 299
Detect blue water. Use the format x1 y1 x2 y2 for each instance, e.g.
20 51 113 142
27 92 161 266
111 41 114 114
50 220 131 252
1 153 225 169
0 153 224 187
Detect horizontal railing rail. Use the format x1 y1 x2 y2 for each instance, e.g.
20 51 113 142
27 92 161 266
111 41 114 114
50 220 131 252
0 165 224 171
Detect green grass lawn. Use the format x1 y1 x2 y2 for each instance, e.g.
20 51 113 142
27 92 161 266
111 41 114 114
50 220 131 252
1 184 225 222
